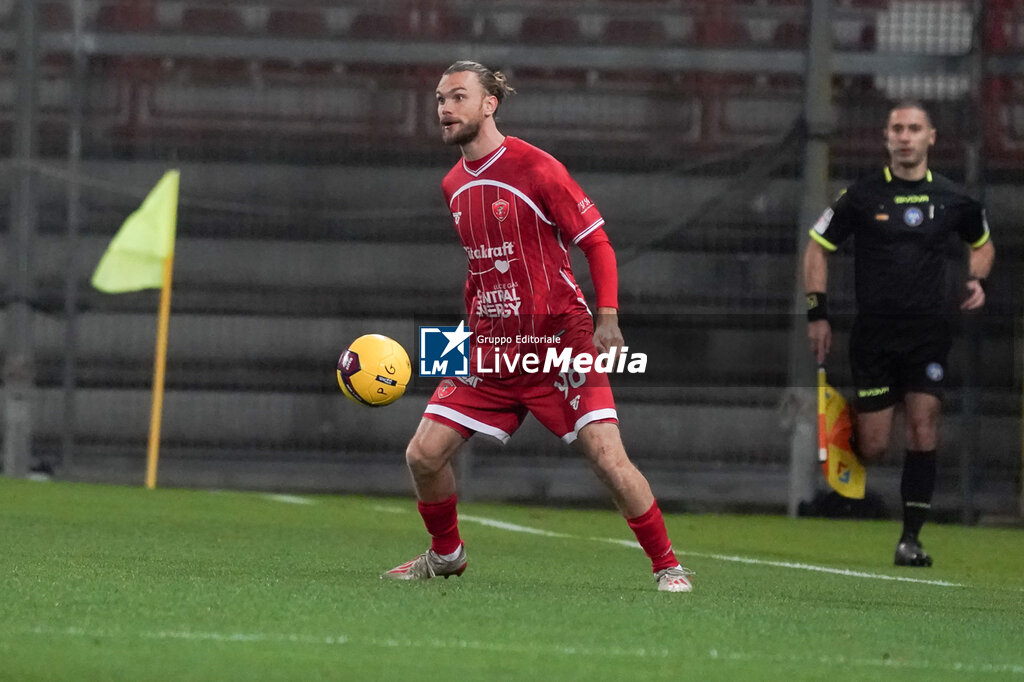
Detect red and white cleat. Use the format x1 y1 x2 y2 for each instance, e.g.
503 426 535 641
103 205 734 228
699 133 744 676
655 565 694 592
381 545 467 580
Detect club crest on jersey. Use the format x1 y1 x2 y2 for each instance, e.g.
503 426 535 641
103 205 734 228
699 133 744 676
452 211 462 225
492 199 510 222
903 207 924 227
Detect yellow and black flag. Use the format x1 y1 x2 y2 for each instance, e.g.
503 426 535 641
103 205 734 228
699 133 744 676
817 367 866 499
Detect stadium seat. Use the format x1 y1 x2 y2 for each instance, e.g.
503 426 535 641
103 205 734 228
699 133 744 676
422 5 478 40
266 8 328 38
349 10 413 39
95 1 157 32
860 21 878 49
693 17 750 46
981 75 1024 168
263 9 334 79
179 6 251 82
772 21 807 48
8 1 73 30
984 0 1023 53
602 18 669 45
519 15 581 43
39 1 72 30
10 2 76 70
180 6 246 34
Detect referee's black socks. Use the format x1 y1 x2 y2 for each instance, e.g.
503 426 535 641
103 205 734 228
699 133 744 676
900 449 937 542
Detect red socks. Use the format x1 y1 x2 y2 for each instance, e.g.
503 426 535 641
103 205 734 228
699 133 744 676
419 495 674 571
418 494 462 555
627 500 679 572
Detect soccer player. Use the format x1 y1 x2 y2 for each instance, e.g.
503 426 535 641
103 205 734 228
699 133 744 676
381 61 693 592
803 101 995 567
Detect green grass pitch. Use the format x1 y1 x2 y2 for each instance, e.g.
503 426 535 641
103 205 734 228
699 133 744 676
2 478 1022 681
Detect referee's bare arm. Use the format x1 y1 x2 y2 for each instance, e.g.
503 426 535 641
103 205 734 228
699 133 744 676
803 239 831 364
961 239 995 311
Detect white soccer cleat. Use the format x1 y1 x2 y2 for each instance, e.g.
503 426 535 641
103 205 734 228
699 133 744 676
381 545 467 580
655 565 694 592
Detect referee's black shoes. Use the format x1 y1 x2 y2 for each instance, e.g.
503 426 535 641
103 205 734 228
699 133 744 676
894 538 933 567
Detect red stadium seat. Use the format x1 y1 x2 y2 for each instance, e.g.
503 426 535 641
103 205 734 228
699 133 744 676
519 15 581 43
848 0 889 7
95 1 157 32
693 17 750 46
39 2 72 30
349 11 413 39
178 6 250 82
423 6 478 39
772 22 808 48
603 18 669 45
181 6 246 34
263 9 334 79
266 9 328 38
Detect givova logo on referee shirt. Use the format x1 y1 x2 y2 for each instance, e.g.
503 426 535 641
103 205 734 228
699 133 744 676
418 321 472 377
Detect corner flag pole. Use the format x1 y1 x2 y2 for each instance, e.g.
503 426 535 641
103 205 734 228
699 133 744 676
145 254 174 489
91 169 179 489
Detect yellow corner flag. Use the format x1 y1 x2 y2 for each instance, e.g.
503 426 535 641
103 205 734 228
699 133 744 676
817 367 866 499
92 170 179 293
91 169 179 490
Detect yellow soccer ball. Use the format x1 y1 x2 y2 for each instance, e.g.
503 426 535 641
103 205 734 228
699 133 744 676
336 334 412 407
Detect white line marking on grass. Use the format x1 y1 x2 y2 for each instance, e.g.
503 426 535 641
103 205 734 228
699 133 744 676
593 537 963 587
461 514 572 538
23 626 665 659
706 648 1024 675
371 504 408 514
20 626 1024 674
264 494 315 505
459 515 964 587
29 626 347 646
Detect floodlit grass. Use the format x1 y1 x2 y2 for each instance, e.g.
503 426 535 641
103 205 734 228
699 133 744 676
1 478 1022 681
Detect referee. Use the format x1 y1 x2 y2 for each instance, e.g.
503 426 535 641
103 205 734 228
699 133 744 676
802 101 995 567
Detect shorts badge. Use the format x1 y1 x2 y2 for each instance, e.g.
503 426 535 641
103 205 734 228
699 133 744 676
437 379 457 399
926 362 944 382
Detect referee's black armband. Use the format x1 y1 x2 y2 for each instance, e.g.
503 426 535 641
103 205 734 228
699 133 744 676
806 292 828 322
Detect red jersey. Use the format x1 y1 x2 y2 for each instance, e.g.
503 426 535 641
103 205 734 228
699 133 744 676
442 137 606 375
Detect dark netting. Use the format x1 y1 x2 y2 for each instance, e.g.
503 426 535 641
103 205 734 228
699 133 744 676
1 0 1019 514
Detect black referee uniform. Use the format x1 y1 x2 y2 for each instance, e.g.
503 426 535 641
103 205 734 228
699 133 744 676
810 166 991 413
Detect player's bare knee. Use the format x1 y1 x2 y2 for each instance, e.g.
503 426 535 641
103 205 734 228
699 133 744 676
906 420 938 450
858 438 888 463
405 438 447 477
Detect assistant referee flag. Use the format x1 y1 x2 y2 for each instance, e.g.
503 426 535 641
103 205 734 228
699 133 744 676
817 368 867 499
91 170 179 293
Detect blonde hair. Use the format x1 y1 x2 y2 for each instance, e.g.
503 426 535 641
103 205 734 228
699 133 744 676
444 61 516 104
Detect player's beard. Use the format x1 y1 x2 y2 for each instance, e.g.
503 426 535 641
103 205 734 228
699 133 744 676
442 118 481 146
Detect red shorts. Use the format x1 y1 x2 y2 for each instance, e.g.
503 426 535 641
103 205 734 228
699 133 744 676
423 331 618 444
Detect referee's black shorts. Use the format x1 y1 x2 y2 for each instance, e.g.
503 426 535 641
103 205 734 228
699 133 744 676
848 314 952 413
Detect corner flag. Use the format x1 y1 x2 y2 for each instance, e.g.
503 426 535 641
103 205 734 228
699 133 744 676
817 367 866 499
91 170 179 293
91 170 180 490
